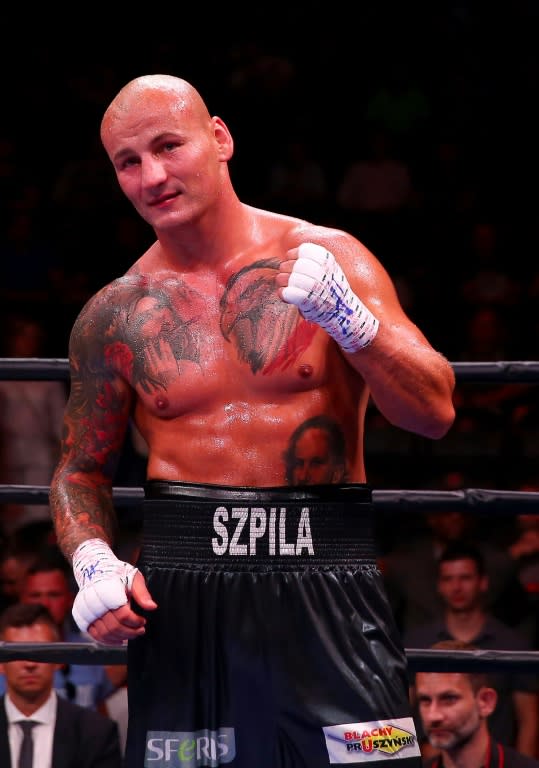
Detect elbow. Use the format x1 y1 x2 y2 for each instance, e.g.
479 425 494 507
423 401 456 440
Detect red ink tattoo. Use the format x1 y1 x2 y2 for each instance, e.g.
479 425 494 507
105 342 134 380
263 321 318 375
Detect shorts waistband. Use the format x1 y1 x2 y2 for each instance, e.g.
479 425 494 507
141 481 376 570
145 480 372 503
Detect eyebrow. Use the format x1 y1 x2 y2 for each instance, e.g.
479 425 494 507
417 689 459 699
112 131 183 164
112 147 134 164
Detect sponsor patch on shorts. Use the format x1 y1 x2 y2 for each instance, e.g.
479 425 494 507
144 727 235 766
322 717 421 764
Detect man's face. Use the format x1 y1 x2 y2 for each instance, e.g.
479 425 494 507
0 556 33 600
21 571 73 628
437 558 486 612
102 91 229 233
415 672 493 751
426 511 469 542
0 623 60 703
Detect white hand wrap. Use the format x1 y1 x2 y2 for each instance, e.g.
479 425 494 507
71 538 138 632
282 242 379 353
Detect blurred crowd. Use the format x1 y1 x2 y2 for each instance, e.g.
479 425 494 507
1 6 539 762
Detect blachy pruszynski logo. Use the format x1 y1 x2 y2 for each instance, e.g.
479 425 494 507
323 718 421 764
145 727 236 767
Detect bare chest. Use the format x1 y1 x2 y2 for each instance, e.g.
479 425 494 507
109 272 330 417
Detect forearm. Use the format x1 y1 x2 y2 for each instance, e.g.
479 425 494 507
348 327 456 439
49 467 117 560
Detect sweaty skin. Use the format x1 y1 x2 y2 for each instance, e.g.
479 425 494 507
49 74 456 645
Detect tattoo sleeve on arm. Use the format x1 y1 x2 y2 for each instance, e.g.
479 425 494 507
50 297 134 559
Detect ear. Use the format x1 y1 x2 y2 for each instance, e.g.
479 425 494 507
212 117 234 161
476 686 497 717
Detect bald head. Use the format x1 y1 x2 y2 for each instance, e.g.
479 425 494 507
100 74 212 147
98 73 236 228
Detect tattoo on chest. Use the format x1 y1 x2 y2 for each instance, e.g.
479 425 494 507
76 261 315 397
220 259 316 373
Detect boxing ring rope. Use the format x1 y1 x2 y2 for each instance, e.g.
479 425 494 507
0 357 538 672
2 358 539 382
0 643 537 672
1 484 539 513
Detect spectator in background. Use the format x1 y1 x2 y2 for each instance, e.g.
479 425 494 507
0 543 39 614
419 135 478 233
0 521 53 613
505 483 539 647
455 305 512 364
415 639 539 768
0 312 68 536
382 471 533 640
508 489 539 594
449 306 534 474
458 220 522 311
0 602 123 768
0 548 123 713
363 58 432 158
405 542 539 758
0 193 55 307
335 125 419 265
263 137 330 222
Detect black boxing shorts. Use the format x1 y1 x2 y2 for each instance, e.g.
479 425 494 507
125 482 422 768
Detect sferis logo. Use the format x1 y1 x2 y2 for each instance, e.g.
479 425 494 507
144 728 236 767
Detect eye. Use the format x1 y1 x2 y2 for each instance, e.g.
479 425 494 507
441 694 459 704
162 141 181 153
118 156 140 171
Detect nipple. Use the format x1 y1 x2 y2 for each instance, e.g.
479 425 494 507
155 396 169 410
298 364 313 378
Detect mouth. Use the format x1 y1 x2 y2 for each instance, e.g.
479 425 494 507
148 192 179 207
429 729 450 739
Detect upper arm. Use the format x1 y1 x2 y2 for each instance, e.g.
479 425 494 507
57 295 135 488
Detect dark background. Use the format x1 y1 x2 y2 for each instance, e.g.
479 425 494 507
1 4 539 493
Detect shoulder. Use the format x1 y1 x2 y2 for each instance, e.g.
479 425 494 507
70 274 150 342
57 695 117 733
250 205 365 259
483 616 531 649
404 621 446 648
276 218 382 279
77 273 149 316
284 220 361 254
497 742 539 768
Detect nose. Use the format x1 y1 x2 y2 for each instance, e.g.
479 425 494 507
141 155 167 187
421 702 443 725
